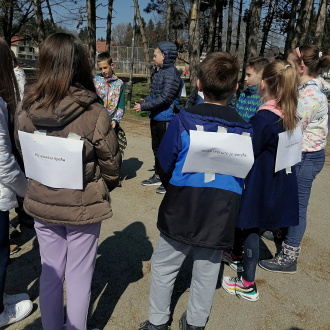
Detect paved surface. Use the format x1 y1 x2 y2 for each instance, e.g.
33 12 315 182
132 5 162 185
6 112 330 330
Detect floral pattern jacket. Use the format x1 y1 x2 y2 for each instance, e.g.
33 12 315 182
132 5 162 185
93 74 125 123
297 78 329 152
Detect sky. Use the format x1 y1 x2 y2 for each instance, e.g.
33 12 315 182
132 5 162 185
97 0 154 39
52 0 155 39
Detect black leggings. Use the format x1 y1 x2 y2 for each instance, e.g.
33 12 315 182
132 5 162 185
233 227 260 282
0 211 10 313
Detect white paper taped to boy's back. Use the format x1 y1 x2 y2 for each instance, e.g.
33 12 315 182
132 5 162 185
182 130 254 179
18 131 84 190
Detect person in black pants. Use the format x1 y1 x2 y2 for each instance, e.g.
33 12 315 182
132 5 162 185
134 41 183 194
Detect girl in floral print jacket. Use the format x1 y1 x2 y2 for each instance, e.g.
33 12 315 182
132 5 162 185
259 45 330 275
93 52 125 129
297 76 329 152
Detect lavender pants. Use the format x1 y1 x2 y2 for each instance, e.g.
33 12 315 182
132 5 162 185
34 219 101 330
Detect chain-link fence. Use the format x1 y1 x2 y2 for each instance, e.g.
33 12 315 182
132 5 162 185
109 46 154 76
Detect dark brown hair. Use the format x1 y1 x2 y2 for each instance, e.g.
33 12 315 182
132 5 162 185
198 52 239 101
262 60 298 131
23 32 96 112
96 52 113 65
247 57 271 73
0 38 20 120
290 45 330 76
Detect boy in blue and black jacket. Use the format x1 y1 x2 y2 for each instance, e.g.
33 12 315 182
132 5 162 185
137 53 253 330
235 57 270 121
134 41 183 194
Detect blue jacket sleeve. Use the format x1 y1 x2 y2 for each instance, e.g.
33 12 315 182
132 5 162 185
141 68 183 112
156 116 182 187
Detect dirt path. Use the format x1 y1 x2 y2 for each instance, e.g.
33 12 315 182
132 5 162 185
7 113 330 330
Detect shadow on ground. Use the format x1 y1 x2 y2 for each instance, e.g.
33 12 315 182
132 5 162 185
120 157 143 181
89 221 153 329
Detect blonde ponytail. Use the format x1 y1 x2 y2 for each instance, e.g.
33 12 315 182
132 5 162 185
262 61 298 131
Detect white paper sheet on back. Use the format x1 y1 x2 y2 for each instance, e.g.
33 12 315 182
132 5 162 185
275 127 303 173
18 131 84 189
182 130 254 179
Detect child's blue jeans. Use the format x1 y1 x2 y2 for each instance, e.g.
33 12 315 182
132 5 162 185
285 149 325 247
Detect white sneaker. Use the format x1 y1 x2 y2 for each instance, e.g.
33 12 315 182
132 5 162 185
0 300 33 327
3 293 30 306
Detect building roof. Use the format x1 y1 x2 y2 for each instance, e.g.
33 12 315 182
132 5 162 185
96 41 116 53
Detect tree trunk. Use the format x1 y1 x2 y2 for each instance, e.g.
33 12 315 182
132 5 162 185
291 0 314 48
166 0 172 40
226 0 234 53
45 0 56 31
133 0 151 85
87 0 96 68
188 0 201 89
127 5 137 110
217 1 224 51
33 0 45 44
2 0 14 45
284 0 300 57
207 0 220 54
300 0 314 44
259 0 278 56
235 0 244 53
106 0 114 53
246 0 262 59
314 0 327 48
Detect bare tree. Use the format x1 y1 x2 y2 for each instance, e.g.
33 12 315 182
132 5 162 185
33 0 45 43
235 0 244 53
86 0 96 67
300 0 314 44
226 0 234 53
240 0 262 86
207 0 220 53
106 0 114 53
166 0 172 40
217 1 224 51
259 0 278 56
188 0 201 89
45 0 56 31
315 0 327 48
284 0 300 56
246 0 262 59
291 0 314 48
112 23 130 45
133 0 151 85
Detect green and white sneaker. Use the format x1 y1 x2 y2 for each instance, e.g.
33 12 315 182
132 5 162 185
222 276 259 302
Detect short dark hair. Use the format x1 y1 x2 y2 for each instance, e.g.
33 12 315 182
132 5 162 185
247 57 271 73
97 52 113 65
198 52 239 101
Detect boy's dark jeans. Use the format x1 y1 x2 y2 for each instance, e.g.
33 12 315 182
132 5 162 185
150 120 169 176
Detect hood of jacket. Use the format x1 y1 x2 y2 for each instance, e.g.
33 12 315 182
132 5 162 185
157 41 178 69
245 84 259 95
26 87 99 127
315 77 330 96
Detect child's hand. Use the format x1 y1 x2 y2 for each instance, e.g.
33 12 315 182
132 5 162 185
133 102 141 113
111 121 116 129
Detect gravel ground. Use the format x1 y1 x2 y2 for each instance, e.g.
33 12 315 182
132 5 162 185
6 112 330 330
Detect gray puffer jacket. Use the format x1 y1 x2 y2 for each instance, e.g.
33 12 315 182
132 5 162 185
15 87 121 225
